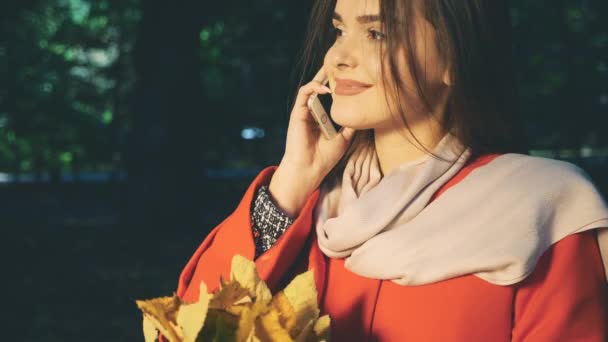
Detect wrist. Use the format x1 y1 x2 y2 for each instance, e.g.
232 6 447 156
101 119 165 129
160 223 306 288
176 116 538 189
268 165 316 217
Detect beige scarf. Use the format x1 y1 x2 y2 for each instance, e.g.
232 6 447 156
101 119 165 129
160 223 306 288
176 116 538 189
314 132 608 286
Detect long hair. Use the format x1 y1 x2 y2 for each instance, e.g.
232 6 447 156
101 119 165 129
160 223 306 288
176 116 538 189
291 0 529 189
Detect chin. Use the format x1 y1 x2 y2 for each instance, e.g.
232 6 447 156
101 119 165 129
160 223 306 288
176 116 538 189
330 102 380 130
329 107 352 128
330 113 373 130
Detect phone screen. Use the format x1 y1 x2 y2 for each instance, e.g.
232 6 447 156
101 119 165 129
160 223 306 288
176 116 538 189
317 92 342 132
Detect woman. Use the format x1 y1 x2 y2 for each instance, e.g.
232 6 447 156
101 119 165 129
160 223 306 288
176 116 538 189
173 0 608 340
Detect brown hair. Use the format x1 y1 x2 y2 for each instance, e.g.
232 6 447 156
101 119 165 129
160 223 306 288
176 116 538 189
291 0 529 189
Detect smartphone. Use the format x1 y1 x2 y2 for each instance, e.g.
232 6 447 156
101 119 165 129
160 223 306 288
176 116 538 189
307 77 343 140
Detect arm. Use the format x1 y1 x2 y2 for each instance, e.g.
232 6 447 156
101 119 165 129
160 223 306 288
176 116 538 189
511 229 608 341
251 185 296 259
176 165 320 303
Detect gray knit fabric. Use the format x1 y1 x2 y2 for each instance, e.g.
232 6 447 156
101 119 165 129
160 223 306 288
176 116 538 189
251 185 295 258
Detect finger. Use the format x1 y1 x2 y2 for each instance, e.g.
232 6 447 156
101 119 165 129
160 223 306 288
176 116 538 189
293 83 331 108
340 127 356 141
312 65 328 84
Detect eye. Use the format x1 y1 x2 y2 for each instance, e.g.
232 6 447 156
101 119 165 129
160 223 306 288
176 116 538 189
332 26 344 38
368 29 386 41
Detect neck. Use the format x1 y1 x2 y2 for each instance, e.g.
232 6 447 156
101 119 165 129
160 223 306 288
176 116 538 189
373 118 445 178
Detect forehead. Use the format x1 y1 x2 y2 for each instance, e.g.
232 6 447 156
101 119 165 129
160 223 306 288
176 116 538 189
334 0 380 18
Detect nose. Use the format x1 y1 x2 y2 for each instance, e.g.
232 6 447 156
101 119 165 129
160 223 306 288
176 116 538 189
327 38 358 71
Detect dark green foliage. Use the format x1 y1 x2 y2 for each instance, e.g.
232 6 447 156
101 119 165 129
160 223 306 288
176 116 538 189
1 0 140 176
0 0 606 175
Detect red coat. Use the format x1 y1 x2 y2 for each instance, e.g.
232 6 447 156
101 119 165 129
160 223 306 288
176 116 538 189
175 154 608 341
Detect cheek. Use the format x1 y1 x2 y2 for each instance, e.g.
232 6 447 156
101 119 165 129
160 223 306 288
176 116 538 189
323 49 331 67
323 46 337 79
365 46 384 83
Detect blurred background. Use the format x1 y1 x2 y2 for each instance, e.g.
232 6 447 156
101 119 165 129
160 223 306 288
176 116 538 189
2 0 606 340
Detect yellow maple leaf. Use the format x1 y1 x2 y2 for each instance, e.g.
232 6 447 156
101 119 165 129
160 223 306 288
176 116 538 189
136 295 182 341
282 270 320 337
197 308 239 341
271 292 297 335
293 314 332 342
209 281 251 310
230 254 273 305
136 254 331 341
313 315 331 341
142 314 159 342
256 309 294 342
295 319 315 342
176 281 210 342
236 297 269 341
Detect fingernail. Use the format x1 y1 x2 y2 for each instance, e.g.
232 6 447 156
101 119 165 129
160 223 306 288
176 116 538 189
323 86 332 93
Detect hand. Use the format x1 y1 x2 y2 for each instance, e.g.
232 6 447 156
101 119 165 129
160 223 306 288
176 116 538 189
269 66 356 216
281 66 356 187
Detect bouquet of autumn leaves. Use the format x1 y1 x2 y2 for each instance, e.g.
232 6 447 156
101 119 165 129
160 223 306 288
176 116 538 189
135 255 331 342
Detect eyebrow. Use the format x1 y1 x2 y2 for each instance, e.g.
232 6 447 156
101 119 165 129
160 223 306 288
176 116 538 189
332 12 382 24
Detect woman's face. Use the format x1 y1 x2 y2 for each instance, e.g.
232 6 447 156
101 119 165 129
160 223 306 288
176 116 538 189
324 0 450 131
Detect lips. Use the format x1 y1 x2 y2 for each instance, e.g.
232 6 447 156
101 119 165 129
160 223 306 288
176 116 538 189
334 78 373 96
